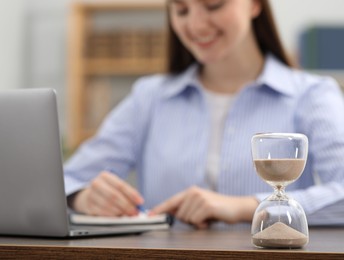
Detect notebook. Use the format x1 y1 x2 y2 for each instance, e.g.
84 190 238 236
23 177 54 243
70 212 172 226
0 88 171 238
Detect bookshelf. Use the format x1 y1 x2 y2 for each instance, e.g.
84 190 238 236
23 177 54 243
67 1 167 149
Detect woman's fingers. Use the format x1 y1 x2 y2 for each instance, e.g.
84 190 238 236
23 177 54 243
73 171 144 217
101 171 144 205
150 191 185 215
151 186 214 228
174 187 213 227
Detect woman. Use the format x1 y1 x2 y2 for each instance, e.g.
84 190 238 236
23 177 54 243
64 0 344 229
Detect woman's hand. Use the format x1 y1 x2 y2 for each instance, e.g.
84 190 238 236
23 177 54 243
69 171 144 217
150 186 258 229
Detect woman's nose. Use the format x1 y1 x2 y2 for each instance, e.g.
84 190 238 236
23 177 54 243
186 9 210 35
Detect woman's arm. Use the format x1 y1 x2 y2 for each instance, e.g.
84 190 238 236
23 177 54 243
284 76 344 225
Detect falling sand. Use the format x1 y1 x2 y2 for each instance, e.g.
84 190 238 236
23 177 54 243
252 222 308 248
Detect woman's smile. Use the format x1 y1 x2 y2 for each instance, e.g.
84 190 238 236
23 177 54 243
192 32 220 48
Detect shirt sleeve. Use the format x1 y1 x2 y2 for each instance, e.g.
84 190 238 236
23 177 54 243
257 77 344 226
63 78 153 196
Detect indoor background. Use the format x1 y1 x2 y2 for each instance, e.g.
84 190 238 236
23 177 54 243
0 0 343 158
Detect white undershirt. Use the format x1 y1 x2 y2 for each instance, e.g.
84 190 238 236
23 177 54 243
203 88 236 190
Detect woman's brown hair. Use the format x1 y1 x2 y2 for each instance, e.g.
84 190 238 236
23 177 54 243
166 0 292 74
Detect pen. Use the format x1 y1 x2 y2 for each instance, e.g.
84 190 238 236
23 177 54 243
136 204 147 214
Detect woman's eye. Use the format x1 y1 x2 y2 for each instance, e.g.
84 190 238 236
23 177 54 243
176 7 188 16
206 0 225 11
170 0 224 16
170 2 188 16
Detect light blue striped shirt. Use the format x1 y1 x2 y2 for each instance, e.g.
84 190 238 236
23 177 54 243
64 54 344 226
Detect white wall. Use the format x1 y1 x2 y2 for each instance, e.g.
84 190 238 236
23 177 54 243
270 0 344 55
0 0 26 89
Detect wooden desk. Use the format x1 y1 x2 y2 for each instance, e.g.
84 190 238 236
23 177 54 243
1 227 344 259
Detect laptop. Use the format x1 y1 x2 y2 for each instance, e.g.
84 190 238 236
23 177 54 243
0 88 163 237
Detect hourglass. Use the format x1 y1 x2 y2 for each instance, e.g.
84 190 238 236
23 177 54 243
251 133 309 248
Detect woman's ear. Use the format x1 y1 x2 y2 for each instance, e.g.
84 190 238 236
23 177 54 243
251 0 262 19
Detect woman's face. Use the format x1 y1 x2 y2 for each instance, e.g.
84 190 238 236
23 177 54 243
169 0 261 64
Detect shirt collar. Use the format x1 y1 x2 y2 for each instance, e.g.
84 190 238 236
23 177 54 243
163 53 296 99
255 53 296 97
162 64 201 99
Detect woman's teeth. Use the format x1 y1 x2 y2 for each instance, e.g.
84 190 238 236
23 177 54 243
195 35 217 44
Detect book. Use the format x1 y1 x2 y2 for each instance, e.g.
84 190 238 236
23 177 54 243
298 26 344 69
70 213 173 230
